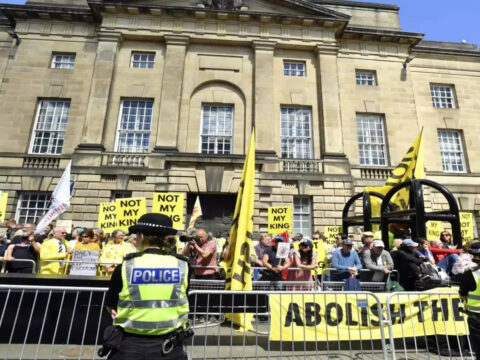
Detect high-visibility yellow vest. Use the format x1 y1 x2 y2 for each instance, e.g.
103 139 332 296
467 268 480 313
114 252 189 335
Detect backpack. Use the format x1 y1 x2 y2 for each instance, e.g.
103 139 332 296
418 263 442 281
344 276 362 291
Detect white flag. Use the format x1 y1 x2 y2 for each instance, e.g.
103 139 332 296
35 161 72 234
188 196 203 228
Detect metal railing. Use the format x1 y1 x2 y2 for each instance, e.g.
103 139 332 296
1 259 36 274
320 268 395 292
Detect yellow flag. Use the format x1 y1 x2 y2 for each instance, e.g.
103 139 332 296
225 128 255 331
365 130 424 215
188 196 203 228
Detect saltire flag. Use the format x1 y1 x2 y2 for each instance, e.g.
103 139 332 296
35 161 72 234
365 130 424 216
188 196 203 228
225 127 255 331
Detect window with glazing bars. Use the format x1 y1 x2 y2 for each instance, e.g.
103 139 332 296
281 107 312 159
115 100 153 153
200 104 233 155
30 100 70 155
283 61 306 76
357 114 388 166
131 53 155 68
356 70 377 86
51 53 75 69
431 84 456 108
293 197 312 238
16 192 51 224
438 130 466 173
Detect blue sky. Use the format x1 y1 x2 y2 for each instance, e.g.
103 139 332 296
1 0 479 46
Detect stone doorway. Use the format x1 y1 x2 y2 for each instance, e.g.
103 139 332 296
186 194 236 237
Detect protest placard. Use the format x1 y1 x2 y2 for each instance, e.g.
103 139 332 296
56 219 72 233
70 250 99 276
268 206 292 233
98 202 117 234
116 198 147 232
152 192 185 229
324 226 342 245
426 221 442 240
460 212 474 241
0 191 8 223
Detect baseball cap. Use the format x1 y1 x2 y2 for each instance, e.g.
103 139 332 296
342 239 353 246
403 239 418 247
373 240 384 248
300 239 313 247
363 231 374 237
469 242 480 256
274 236 285 242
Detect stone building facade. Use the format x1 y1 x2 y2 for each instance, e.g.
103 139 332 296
0 0 479 237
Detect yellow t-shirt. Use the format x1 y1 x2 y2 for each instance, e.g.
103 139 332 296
74 242 101 251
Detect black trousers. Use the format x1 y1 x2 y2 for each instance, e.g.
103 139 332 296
468 312 480 359
109 333 187 360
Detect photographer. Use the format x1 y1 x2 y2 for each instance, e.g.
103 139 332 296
5 223 40 273
182 229 217 279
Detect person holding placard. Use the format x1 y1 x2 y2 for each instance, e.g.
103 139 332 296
39 226 71 275
74 229 101 251
100 230 133 275
287 239 317 290
259 236 290 284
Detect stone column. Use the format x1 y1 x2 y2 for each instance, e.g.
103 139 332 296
252 40 276 156
153 35 189 152
77 31 122 151
315 45 344 156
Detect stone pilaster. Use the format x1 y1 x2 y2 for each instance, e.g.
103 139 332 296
77 31 122 151
153 35 189 153
253 40 276 156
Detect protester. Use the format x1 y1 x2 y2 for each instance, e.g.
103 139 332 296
331 238 362 281
287 239 317 289
391 239 423 290
390 238 402 253
39 226 71 275
259 235 290 282
5 223 39 273
0 233 8 263
459 242 480 359
452 242 477 281
362 240 394 282
416 238 435 265
326 234 343 264
429 239 461 275
5 218 18 240
126 234 137 252
37 223 53 243
69 227 84 250
253 233 271 267
440 231 455 249
93 228 104 245
182 229 218 279
99 229 132 275
358 231 374 255
74 228 101 251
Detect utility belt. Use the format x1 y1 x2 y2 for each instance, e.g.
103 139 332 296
98 323 194 358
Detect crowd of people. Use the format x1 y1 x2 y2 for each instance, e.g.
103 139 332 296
0 218 477 292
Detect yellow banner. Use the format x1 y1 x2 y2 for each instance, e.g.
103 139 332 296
426 221 442 240
97 202 117 234
0 191 8 223
115 197 147 232
460 212 474 241
365 131 424 215
152 192 185 230
324 226 342 245
268 206 292 233
269 292 467 341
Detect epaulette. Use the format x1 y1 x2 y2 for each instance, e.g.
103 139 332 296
124 252 144 261
173 253 190 263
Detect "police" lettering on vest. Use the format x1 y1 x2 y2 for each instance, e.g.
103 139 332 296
130 268 181 285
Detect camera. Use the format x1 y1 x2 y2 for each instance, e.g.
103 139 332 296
179 228 200 243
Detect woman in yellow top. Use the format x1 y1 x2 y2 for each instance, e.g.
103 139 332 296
39 226 71 275
74 229 101 251
98 230 133 275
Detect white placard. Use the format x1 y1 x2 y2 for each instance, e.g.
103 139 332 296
276 243 290 259
70 250 99 276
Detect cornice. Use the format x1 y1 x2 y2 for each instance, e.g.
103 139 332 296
310 0 399 11
164 34 190 46
315 44 339 56
342 26 424 46
97 30 122 42
252 40 277 51
413 41 480 58
0 3 95 25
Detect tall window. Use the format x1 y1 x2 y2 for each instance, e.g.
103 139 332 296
131 52 155 68
281 107 312 159
115 100 153 153
200 104 233 155
356 70 377 86
51 53 75 69
30 100 70 155
293 197 311 238
283 61 306 77
16 192 51 224
438 130 466 173
357 114 388 166
430 84 456 108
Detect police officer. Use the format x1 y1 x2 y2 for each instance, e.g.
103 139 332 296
104 213 191 359
459 241 480 359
